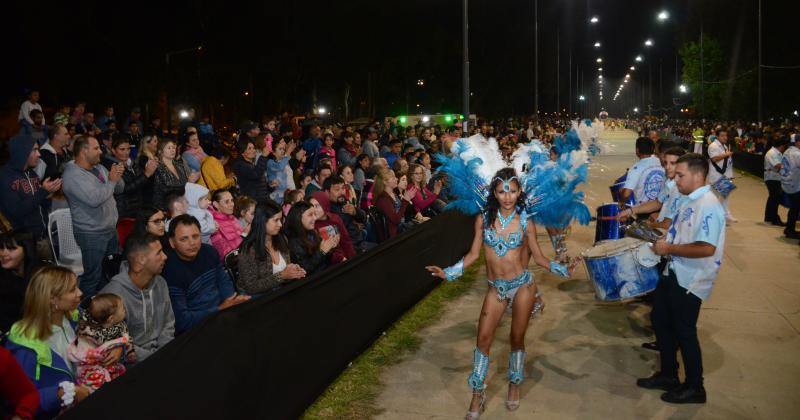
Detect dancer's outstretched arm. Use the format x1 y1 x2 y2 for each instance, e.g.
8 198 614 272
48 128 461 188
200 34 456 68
426 214 484 281
525 221 582 277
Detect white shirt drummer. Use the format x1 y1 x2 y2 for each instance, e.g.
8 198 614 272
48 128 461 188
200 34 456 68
656 179 681 223
764 146 783 182
624 155 665 205
780 143 800 194
707 139 733 184
664 185 726 300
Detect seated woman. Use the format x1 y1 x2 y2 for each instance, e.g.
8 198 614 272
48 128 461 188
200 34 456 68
337 165 360 208
309 192 356 263
408 163 445 217
266 136 295 204
153 138 199 210
198 148 236 192
132 207 169 249
373 169 419 239
181 132 207 173
209 189 243 261
232 139 271 203
236 201 306 295
286 201 339 276
6 266 111 418
0 229 43 334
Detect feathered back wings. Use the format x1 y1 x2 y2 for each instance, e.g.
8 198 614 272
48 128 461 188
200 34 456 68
435 130 590 229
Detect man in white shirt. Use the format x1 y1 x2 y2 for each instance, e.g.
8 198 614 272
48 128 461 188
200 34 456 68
764 137 789 226
637 153 725 404
618 146 685 229
620 137 666 218
18 90 43 125
706 128 736 223
780 135 800 239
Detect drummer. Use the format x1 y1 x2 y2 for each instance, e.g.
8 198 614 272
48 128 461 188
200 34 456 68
707 127 736 224
617 146 686 230
619 137 666 220
637 153 726 405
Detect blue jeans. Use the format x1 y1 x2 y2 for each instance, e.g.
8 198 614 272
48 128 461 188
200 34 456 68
74 229 119 297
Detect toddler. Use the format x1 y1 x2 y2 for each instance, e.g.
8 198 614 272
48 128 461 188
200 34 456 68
67 294 134 391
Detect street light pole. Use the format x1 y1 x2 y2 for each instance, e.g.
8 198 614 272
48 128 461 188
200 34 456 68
534 0 539 118
165 45 203 135
758 0 763 124
462 0 470 136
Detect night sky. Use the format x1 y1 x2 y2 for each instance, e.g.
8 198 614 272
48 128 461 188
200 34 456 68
3 0 798 123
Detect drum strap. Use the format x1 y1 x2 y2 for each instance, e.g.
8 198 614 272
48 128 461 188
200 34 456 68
710 143 729 175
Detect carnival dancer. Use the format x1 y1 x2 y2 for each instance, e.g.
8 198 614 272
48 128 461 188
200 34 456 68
426 133 589 419
637 153 726 404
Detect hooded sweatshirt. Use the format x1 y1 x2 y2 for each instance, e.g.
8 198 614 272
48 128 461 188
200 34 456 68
61 160 125 234
310 191 356 262
0 134 50 239
99 261 175 362
184 183 215 243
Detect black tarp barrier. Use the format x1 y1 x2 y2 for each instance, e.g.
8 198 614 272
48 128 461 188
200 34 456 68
62 212 475 420
733 151 765 179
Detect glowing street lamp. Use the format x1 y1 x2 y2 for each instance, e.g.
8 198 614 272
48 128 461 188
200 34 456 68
657 11 669 21
679 84 689 93
596 58 603 63
635 55 643 62
630 66 635 71
644 39 653 47
633 107 639 113
598 67 603 71
590 16 599 24
579 95 585 101
179 110 190 119
318 107 327 115
594 42 601 48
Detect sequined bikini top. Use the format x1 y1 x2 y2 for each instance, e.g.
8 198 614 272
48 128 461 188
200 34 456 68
483 210 528 257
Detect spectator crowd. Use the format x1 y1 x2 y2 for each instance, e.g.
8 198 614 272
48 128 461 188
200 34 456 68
2 89 799 418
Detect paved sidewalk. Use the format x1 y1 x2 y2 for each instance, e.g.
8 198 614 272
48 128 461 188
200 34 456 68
374 129 800 419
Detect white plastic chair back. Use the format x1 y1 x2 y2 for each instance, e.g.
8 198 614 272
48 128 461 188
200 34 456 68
47 208 84 275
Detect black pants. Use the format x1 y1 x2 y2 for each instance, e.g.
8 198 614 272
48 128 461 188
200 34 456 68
651 269 704 386
786 191 800 235
764 180 783 223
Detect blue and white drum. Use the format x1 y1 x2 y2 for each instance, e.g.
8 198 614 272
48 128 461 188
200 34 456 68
609 173 635 205
711 177 736 198
595 203 628 243
582 237 661 301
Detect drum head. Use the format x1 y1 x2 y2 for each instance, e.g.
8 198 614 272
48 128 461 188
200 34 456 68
634 242 660 267
582 237 644 258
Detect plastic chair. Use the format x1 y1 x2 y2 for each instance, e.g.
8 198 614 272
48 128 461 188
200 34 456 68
224 249 241 290
47 208 84 275
368 206 390 244
117 218 136 248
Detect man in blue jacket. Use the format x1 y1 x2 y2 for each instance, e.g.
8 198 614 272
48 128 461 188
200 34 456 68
163 215 249 334
0 134 62 241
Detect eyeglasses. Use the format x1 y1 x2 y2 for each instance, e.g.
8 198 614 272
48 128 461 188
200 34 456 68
149 218 166 225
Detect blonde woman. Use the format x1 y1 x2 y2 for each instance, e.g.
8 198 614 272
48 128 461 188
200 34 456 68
6 266 106 418
153 138 199 209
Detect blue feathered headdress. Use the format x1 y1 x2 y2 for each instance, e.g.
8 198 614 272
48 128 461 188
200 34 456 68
434 130 590 228
553 129 582 156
